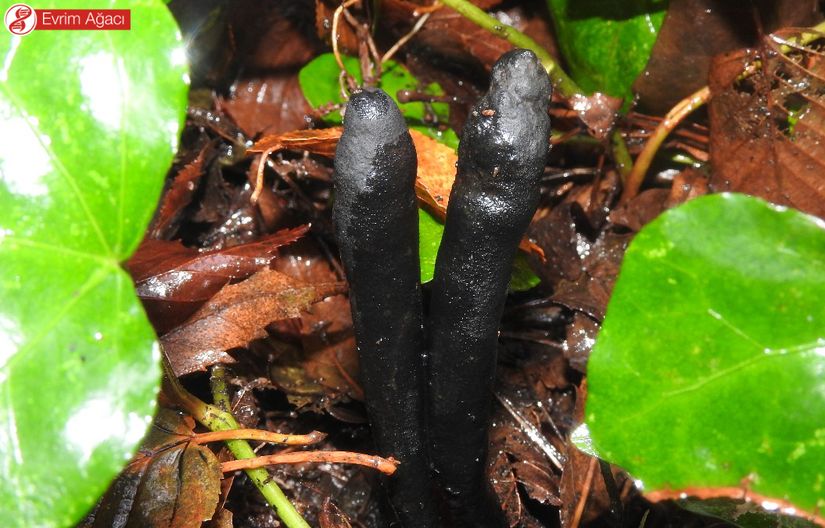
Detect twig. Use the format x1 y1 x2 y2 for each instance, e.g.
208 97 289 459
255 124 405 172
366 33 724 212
162 360 311 528
332 0 360 95
221 450 399 475
569 457 598 528
620 85 710 203
382 12 432 64
190 429 326 446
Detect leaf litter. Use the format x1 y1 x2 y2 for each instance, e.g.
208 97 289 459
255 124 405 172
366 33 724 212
82 2 825 527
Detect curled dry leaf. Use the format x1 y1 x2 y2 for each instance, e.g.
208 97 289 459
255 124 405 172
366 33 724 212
247 127 342 158
709 30 825 219
162 267 347 376
150 141 214 239
126 226 309 334
87 409 222 528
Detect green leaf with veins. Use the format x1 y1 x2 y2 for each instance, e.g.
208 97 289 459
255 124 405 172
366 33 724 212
546 0 667 99
300 53 538 289
585 193 825 519
299 52 459 149
0 1 188 526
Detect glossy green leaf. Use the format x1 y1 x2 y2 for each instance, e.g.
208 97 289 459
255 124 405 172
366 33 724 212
586 194 825 518
418 208 442 283
298 52 459 149
509 253 541 292
546 0 667 99
0 2 188 526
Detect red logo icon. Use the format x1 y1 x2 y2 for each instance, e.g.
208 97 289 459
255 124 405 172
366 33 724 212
4 4 37 35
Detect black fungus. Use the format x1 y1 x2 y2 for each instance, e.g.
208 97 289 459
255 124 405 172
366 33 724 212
426 49 552 528
333 89 441 528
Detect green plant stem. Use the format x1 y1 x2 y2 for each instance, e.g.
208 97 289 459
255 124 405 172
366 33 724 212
437 0 581 98
610 129 633 181
208 365 311 528
161 359 311 528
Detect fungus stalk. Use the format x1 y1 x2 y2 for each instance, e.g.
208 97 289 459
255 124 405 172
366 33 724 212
427 49 552 527
333 89 441 528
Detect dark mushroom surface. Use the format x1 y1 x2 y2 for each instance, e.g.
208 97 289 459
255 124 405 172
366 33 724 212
333 89 441 528
427 49 552 528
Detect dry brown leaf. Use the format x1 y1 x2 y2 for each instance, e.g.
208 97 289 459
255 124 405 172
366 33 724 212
89 409 222 528
410 129 458 214
635 0 820 114
709 30 825 219
218 1 320 136
126 226 308 334
489 449 523 527
203 508 233 528
248 127 343 158
563 313 598 374
271 241 362 402
162 268 346 376
150 141 213 239
512 460 561 507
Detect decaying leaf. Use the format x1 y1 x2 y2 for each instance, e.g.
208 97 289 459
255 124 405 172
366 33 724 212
271 241 362 403
248 127 342 159
218 2 320 136
150 141 214 239
319 498 353 528
126 226 308 334
709 29 825 219
87 409 222 528
162 267 346 375
635 0 820 113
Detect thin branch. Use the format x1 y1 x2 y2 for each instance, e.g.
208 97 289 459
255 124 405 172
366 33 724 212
382 12 432 64
620 85 710 203
222 450 399 475
190 429 326 446
569 457 598 528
